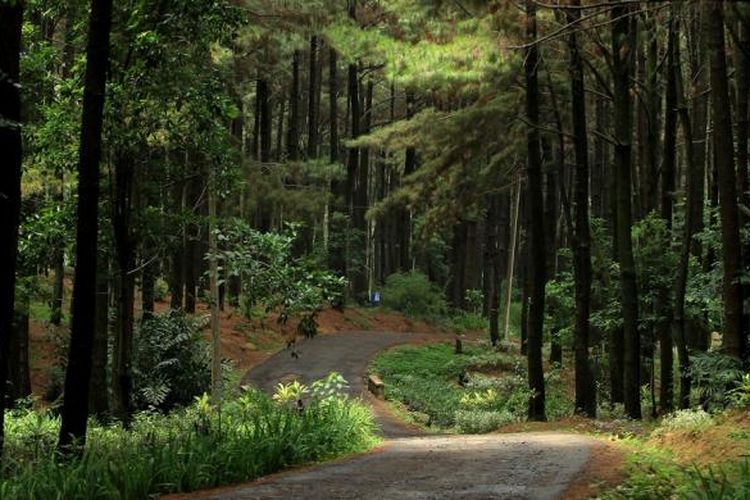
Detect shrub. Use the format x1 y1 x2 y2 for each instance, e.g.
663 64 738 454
655 409 715 436
447 311 486 334
0 378 378 498
454 409 516 434
381 271 447 320
132 311 215 411
153 277 169 302
689 351 744 410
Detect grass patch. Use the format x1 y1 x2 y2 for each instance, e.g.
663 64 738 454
602 410 750 498
0 386 378 498
370 343 571 433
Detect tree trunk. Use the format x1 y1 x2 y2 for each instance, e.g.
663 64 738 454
112 152 136 423
706 0 745 361
0 0 23 456
612 2 641 419
308 36 320 159
503 176 522 341
674 34 696 408
89 266 109 416
58 0 113 451
288 50 300 161
170 166 184 310
567 0 596 418
524 0 546 422
8 297 31 403
208 167 221 403
659 11 678 415
329 48 339 165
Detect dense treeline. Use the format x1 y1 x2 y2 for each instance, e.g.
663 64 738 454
1 0 750 458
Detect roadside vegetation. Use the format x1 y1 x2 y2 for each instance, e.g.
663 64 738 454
0 374 377 499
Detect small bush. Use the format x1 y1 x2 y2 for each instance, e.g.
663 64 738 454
454 409 515 434
689 351 743 410
655 409 715 436
447 311 486 334
133 311 215 411
153 278 169 302
381 271 447 320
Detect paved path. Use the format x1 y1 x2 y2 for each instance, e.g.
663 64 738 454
199 331 595 499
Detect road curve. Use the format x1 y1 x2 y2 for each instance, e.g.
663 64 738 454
192 331 595 499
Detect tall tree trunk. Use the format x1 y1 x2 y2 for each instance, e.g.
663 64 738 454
208 167 221 403
659 11 678 414
612 1 641 419
567 0 596 418
503 175 522 341
170 165 184 310
674 25 697 408
346 56 360 290
89 265 109 416
111 153 135 423
707 0 745 361
8 297 31 403
58 0 113 451
399 90 418 272
0 0 23 456
329 48 339 165
288 50 300 161
258 79 271 164
352 79 373 295
524 0 546 422
308 36 320 159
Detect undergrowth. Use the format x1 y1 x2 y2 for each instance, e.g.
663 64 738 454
0 378 378 499
370 343 571 433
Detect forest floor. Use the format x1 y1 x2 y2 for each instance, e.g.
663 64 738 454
173 331 620 500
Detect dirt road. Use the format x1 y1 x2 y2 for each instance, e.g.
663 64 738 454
197 331 596 499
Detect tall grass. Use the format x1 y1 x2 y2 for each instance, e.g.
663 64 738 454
0 389 378 499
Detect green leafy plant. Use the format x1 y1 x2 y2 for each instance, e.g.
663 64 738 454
0 377 378 499
655 409 715 437
381 271 448 320
689 351 743 411
132 311 217 411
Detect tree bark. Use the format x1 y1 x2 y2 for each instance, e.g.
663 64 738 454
329 48 339 165
659 11 678 414
567 0 596 418
288 50 300 161
307 36 320 159
612 1 641 419
525 0 546 422
111 152 136 423
706 0 746 361
59 0 113 451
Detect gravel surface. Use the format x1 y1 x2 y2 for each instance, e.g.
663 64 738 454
196 331 597 499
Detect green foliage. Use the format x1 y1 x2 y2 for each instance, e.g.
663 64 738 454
654 409 715 437
454 409 515 434
381 271 447 320
686 459 750 499
689 351 744 411
447 311 486 334
544 261 575 348
153 278 169 302
214 220 346 331
727 374 750 409
272 380 309 407
132 311 215 411
371 343 566 433
0 382 378 498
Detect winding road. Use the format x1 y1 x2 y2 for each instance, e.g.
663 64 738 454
191 331 597 499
